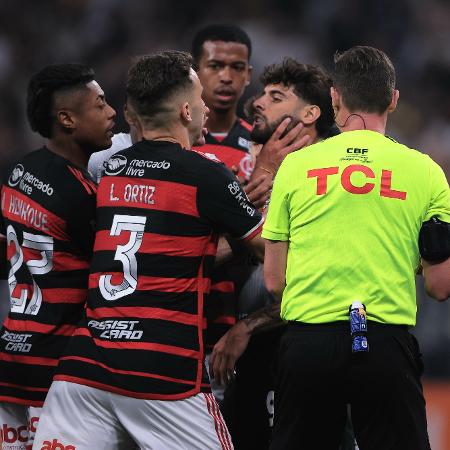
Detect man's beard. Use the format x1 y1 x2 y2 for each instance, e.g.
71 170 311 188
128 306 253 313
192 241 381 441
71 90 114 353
250 113 301 144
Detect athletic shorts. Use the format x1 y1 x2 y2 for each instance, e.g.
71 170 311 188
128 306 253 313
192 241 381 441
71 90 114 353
32 381 233 450
221 327 283 449
270 322 431 450
0 403 41 450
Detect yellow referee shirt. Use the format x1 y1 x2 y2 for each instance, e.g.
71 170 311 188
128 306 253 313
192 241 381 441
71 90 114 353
262 130 450 325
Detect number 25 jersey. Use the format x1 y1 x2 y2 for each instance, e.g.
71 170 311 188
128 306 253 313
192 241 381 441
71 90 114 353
0 147 96 406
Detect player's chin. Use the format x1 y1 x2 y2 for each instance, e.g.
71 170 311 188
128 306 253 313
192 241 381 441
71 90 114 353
194 134 206 146
98 136 113 150
212 100 234 112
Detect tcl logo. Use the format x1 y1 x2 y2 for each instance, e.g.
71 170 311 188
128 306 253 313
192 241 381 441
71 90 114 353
0 424 28 443
40 439 76 450
307 164 406 200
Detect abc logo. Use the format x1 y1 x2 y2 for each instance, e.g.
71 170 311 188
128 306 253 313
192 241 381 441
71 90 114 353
40 438 76 449
104 155 127 176
0 423 28 444
8 164 24 187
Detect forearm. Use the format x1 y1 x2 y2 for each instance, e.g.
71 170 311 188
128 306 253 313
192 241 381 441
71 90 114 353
242 296 282 335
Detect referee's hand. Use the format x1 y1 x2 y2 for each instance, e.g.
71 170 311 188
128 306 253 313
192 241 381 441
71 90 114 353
210 320 251 386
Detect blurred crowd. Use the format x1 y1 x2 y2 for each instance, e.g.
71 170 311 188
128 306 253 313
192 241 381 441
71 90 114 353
0 0 449 377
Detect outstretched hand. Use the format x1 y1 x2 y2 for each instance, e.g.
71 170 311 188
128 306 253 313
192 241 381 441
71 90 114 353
209 320 251 386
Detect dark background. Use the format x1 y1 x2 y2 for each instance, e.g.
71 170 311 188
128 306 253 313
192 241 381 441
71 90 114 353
0 2 449 444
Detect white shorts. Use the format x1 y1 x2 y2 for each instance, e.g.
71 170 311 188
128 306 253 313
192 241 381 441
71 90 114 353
33 381 233 450
0 403 41 450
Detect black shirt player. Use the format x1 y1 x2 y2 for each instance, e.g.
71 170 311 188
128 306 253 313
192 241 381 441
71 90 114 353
0 63 115 447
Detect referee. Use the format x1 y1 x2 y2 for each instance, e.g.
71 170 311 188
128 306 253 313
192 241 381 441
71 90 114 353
212 46 450 450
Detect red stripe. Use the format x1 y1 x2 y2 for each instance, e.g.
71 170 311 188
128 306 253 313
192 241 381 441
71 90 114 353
212 392 233 449
72 328 199 358
68 166 96 195
211 315 236 325
242 219 264 241
9 284 87 304
53 375 200 401
89 272 200 293
0 380 48 392
205 393 226 449
94 230 217 257
59 355 197 386
239 118 253 132
21 248 89 271
52 251 90 271
0 352 58 366
195 259 206 391
205 393 229 449
98 176 199 217
41 288 87 304
3 319 76 336
210 281 234 293
197 144 247 171
86 306 198 326
0 395 43 407
2 186 68 240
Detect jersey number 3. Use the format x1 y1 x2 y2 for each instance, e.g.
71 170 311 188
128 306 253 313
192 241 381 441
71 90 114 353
99 214 147 301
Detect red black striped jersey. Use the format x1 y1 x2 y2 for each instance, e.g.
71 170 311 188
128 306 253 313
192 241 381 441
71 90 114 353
194 119 256 349
0 147 96 406
194 119 253 181
55 140 263 400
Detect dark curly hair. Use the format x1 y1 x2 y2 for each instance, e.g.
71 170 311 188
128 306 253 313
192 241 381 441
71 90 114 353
26 63 95 138
260 58 335 138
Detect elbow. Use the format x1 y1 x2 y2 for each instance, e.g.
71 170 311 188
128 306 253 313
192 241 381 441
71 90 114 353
265 275 284 301
427 288 449 302
425 282 450 302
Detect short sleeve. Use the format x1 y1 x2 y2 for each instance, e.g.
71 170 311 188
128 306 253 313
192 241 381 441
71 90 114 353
88 133 133 182
197 160 263 240
64 170 97 258
424 158 450 223
261 159 290 241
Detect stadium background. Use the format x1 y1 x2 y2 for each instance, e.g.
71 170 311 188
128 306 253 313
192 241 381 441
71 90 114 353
0 0 449 447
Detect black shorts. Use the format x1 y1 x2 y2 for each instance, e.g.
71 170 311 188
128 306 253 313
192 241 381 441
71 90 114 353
270 321 431 450
222 327 284 449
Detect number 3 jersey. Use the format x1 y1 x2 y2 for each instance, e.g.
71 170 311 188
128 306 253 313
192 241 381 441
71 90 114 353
0 147 97 406
55 140 263 400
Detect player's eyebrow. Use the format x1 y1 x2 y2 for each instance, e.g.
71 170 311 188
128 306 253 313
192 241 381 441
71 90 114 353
268 89 286 97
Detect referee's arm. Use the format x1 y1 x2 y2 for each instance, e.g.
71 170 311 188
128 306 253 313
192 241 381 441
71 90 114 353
422 257 450 301
264 239 288 302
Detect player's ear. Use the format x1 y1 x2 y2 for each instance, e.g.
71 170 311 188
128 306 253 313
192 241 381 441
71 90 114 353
387 89 399 114
302 104 321 126
181 101 192 124
56 109 75 131
330 87 341 117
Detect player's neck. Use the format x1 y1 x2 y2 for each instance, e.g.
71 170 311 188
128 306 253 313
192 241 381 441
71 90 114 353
141 125 189 149
46 137 89 169
205 109 237 135
336 109 387 134
306 126 319 145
